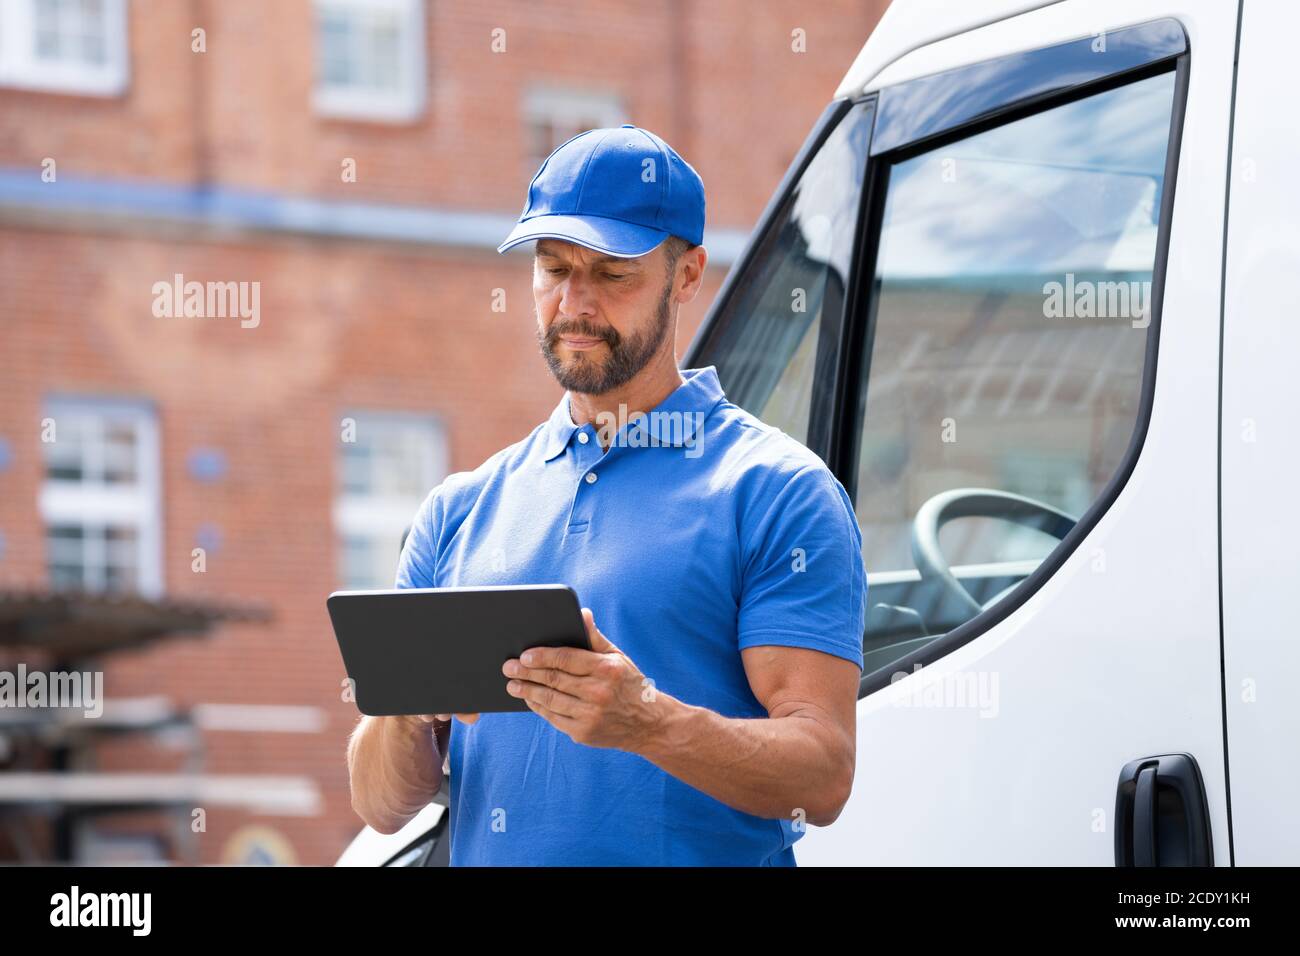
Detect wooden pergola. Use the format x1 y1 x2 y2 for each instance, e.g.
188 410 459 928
0 587 321 864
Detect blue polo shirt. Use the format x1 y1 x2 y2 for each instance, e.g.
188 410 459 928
394 366 867 866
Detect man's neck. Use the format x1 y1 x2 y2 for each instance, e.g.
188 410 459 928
567 351 685 446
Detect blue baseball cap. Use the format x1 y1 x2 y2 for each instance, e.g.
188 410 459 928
497 124 705 258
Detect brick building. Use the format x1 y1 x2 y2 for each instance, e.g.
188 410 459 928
0 0 888 864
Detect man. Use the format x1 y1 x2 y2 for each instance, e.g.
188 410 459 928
347 124 867 866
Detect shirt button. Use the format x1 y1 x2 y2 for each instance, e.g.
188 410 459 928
585 472 598 484
577 431 589 445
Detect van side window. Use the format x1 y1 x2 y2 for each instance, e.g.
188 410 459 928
856 71 1177 676
702 102 873 447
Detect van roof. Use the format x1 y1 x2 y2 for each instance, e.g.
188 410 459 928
835 0 1058 99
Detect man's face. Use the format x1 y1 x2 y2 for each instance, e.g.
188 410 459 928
533 238 676 394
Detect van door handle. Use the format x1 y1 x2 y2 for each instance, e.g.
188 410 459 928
1114 753 1213 866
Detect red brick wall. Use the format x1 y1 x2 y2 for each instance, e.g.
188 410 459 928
0 0 886 214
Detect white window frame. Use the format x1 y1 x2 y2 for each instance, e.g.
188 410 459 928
524 85 626 170
312 0 426 123
39 397 162 598
334 412 447 589
0 0 129 97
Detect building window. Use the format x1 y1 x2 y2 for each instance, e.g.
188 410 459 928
40 399 161 597
0 0 129 96
313 0 425 122
524 85 626 173
335 414 446 589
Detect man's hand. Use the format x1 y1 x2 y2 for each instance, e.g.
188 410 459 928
502 607 661 750
420 713 477 766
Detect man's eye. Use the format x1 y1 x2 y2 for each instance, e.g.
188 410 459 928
604 273 628 282
544 267 566 276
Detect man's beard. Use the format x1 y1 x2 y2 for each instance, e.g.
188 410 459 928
537 280 674 394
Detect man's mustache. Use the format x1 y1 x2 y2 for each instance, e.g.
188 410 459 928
544 322 619 347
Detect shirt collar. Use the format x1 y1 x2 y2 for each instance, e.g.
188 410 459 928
541 366 726 462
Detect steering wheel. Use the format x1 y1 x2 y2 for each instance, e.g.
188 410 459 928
910 488 1078 619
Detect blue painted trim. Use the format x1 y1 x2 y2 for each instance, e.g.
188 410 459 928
187 448 228 483
0 168 748 264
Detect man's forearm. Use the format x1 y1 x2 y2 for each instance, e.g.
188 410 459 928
632 696 853 827
347 715 445 834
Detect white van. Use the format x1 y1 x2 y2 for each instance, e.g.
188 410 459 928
340 0 1298 866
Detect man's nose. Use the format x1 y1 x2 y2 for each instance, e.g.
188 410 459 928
557 270 598 318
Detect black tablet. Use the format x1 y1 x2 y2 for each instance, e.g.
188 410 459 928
326 584 589 717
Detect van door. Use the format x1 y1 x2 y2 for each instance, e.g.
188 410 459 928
1220 0 1300 865
688 1 1238 864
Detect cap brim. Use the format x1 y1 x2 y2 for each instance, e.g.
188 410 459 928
496 213 668 257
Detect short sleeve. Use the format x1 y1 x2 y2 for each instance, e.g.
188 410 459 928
736 464 867 670
394 486 441 589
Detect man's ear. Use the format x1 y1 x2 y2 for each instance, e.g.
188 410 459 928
677 246 708 304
